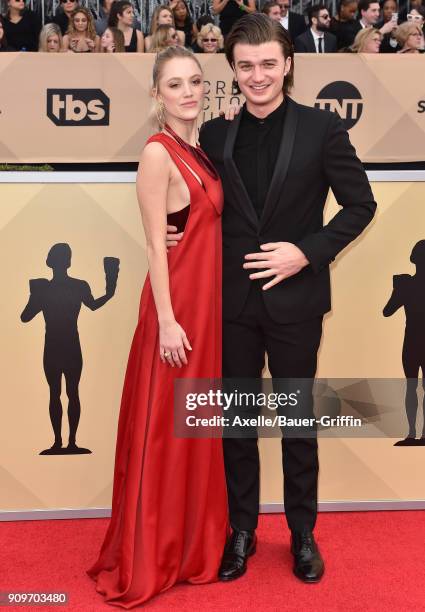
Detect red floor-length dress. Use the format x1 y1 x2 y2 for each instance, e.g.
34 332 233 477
87 133 228 608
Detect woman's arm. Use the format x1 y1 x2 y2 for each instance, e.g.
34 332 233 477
245 0 257 13
191 22 198 42
62 34 70 51
136 30 145 52
137 142 191 366
234 0 256 13
144 34 151 51
212 0 231 15
177 30 185 46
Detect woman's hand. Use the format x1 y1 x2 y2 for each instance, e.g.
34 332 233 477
219 103 242 121
86 38 95 50
160 320 192 367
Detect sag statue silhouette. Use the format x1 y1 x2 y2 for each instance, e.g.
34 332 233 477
21 244 120 455
383 239 425 447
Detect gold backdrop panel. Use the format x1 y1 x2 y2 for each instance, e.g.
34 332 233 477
0 181 424 513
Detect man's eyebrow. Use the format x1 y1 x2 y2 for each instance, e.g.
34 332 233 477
237 58 278 65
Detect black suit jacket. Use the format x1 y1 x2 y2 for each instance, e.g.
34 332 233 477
294 29 337 53
287 11 307 40
199 97 377 324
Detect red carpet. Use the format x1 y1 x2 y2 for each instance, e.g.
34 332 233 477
1 511 423 611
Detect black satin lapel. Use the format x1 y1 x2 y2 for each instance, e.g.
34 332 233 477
260 98 299 231
223 111 259 230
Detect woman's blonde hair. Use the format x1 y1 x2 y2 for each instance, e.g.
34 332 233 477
149 24 177 53
100 26 125 52
67 7 97 41
395 21 422 47
151 46 203 128
351 27 382 52
149 5 174 36
197 23 224 50
38 23 63 52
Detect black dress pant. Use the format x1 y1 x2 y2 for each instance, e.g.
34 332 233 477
222 281 323 533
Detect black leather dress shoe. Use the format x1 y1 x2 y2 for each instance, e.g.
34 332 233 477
291 530 324 583
218 529 257 581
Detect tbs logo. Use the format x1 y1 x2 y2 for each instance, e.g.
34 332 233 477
47 89 110 126
315 81 363 130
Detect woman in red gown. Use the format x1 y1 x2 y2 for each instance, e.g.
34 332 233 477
87 46 228 607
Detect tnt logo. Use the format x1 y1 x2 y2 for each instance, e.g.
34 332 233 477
47 89 110 126
314 82 363 130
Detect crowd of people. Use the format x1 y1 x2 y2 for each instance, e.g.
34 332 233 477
0 0 424 53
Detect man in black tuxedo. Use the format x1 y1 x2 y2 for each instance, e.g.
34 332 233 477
276 0 307 39
167 14 376 583
294 4 337 52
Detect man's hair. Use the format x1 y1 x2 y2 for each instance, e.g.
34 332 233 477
262 1 280 15
225 14 294 94
307 3 328 25
358 0 379 13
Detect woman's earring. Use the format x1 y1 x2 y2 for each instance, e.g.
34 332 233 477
156 98 166 127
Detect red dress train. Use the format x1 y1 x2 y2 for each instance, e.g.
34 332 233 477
87 133 228 608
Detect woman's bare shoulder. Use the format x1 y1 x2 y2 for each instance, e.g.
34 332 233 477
138 140 171 178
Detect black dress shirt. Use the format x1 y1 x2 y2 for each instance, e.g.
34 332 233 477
234 99 287 220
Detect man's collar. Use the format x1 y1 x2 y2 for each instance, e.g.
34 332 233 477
310 27 324 39
243 98 286 124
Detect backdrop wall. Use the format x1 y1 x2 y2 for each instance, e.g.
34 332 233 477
0 176 424 517
1 54 424 164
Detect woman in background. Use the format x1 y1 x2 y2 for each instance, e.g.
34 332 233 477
347 26 383 51
2 0 40 51
396 20 424 52
100 26 125 52
173 0 197 46
329 0 360 49
39 22 64 51
108 0 144 52
145 5 185 50
212 0 256 40
63 7 100 52
380 0 398 23
148 23 179 52
196 23 224 52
